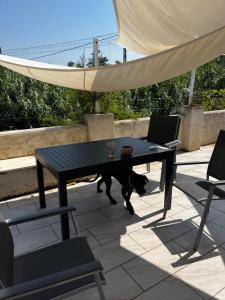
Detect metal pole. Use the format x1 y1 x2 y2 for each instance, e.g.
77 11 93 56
188 69 196 106
123 48 127 63
93 37 100 113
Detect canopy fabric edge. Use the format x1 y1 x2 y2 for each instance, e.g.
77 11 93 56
0 25 225 92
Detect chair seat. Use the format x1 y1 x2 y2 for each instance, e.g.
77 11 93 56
174 180 225 202
14 237 105 299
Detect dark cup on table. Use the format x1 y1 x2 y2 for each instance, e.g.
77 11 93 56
120 145 133 157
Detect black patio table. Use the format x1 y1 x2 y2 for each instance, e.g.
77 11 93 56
35 137 175 240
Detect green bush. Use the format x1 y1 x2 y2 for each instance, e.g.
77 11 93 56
199 89 225 111
1 57 225 131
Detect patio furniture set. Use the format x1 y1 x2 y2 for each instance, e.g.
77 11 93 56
0 116 225 299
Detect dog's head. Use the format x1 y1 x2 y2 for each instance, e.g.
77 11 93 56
132 173 148 196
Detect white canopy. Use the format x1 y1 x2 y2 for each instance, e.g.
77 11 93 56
114 0 225 55
0 0 225 92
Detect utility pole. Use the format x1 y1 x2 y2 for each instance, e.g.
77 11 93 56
93 37 100 113
220 54 225 67
123 48 127 63
188 69 196 106
93 37 99 68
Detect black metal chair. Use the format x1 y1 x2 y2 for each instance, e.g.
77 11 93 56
171 129 225 251
0 206 105 300
141 115 181 191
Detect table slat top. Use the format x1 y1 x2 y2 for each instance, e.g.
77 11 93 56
35 137 172 175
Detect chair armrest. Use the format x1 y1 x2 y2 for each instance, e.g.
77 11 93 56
0 260 103 300
208 180 225 187
174 160 209 166
6 206 76 226
164 140 181 148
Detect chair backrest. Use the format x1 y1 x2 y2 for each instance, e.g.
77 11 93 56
208 130 225 180
0 215 14 287
147 115 181 145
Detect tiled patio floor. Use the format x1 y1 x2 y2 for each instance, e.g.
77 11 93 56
1 144 225 299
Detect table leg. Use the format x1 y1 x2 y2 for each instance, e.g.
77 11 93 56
164 150 175 214
36 159 46 209
58 179 70 240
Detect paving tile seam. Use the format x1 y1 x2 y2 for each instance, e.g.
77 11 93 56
168 245 225 299
50 223 62 239
212 205 225 216
91 216 193 250
98 204 152 220
126 233 148 252
86 228 102 246
101 252 149 276
49 225 61 241
11 208 224 256
210 286 225 300
141 212 166 225
74 204 111 217
122 228 225 295
120 265 145 293
92 227 150 249
169 205 220 225
131 273 208 300
16 223 60 241
169 215 204 231
217 241 225 251
132 273 173 297
141 195 163 205
88 215 148 237
78 208 111 222
15 216 61 235
166 204 193 216
169 220 225 250
83 239 224 299
175 202 201 210
16 238 61 256
172 274 209 300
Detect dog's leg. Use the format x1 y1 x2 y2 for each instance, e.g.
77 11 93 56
97 177 105 193
122 187 134 215
105 177 117 205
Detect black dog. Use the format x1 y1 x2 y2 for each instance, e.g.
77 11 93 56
97 169 148 214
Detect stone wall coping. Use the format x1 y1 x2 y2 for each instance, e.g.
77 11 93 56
114 117 149 124
0 156 35 172
203 110 225 115
0 123 86 136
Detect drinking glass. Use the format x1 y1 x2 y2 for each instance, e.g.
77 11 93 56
107 141 115 157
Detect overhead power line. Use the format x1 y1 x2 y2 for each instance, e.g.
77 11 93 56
31 41 93 60
3 33 117 54
4 38 117 57
30 34 117 60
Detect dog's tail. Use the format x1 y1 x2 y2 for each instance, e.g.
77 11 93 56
82 174 100 183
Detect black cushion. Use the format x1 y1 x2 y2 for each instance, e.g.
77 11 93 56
13 237 105 300
14 237 94 284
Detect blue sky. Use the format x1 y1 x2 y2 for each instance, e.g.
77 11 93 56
0 0 141 65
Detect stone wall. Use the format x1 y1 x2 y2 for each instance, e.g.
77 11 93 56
114 118 149 138
0 109 225 160
201 110 225 145
0 110 224 200
0 124 88 159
